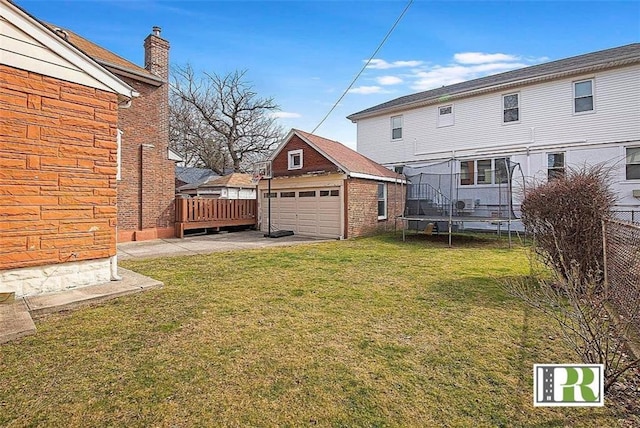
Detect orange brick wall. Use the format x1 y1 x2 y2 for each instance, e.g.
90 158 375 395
0 65 118 270
346 178 405 238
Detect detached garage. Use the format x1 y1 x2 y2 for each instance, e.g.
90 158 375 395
259 129 406 239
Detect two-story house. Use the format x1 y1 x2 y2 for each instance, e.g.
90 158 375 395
348 44 640 226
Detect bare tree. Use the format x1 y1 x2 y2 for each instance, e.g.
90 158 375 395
170 65 283 174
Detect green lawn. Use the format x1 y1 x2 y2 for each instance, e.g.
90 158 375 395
0 234 624 427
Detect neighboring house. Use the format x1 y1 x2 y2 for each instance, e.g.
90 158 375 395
45 20 176 242
178 173 256 199
175 166 219 189
0 0 136 296
259 129 406 239
348 43 640 224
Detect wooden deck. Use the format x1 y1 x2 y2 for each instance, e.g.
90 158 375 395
175 197 257 238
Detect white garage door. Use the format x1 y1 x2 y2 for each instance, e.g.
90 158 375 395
261 188 341 238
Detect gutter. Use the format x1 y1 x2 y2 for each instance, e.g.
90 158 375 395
99 60 165 87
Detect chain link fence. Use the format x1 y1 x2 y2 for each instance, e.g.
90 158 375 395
612 210 640 225
604 219 640 334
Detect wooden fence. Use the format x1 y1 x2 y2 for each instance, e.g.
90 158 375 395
175 197 257 238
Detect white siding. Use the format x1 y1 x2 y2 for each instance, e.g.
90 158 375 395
357 65 640 165
357 65 640 211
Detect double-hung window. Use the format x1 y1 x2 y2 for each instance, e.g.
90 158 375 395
626 147 640 180
574 79 594 113
391 115 403 140
377 183 387 219
547 152 565 180
502 93 519 123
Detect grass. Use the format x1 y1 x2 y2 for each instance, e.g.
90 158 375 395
0 234 624 427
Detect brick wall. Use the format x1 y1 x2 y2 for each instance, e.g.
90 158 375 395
272 135 340 177
346 178 405 238
0 65 119 270
115 32 174 242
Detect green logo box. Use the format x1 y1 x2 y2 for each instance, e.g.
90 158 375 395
533 364 604 407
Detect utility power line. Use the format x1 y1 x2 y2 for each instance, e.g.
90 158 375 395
312 0 414 134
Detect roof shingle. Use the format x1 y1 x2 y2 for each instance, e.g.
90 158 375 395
44 23 161 83
293 130 403 181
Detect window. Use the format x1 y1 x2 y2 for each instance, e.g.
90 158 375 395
280 191 295 198
116 129 123 180
299 191 316 197
437 104 454 127
503 93 519 123
460 158 510 185
460 161 475 185
547 152 565 180
477 159 492 184
495 158 509 184
320 190 339 197
574 79 594 113
377 183 387 220
288 149 303 170
391 115 402 140
626 147 640 180
263 192 277 198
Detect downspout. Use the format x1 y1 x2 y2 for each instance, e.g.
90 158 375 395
111 128 124 281
111 95 134 281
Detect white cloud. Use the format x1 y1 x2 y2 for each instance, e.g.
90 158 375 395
366 59 423 69
409 61 531 91
348 85 387 95
271 112 302 119
453 52 520 64
376 75 403 85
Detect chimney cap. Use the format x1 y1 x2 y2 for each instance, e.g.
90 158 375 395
152 26 162 37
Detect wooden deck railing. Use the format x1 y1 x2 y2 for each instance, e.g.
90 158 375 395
175 197 257 238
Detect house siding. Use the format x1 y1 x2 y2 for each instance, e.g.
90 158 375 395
0 65 118 272
357 65 640 165
346 178 405 238
272 135 340 177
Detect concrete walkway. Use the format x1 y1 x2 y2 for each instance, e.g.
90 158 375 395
0 268 162 344
1 230 328 344
118 230 330 261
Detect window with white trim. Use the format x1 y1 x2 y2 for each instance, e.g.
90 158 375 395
626 147 640 180
377 183 387 219
460 158 509 186
116 129 123 180
437 104 454 127
502 93 519 123
574 79 594 113
547 152 565 180
391 115 402 140
288 149 303 170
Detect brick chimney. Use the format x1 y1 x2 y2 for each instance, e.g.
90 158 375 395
143 26 169 80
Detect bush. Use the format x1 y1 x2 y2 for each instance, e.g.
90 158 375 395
521 165 616 288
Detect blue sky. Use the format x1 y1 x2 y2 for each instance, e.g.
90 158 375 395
18 0 640 149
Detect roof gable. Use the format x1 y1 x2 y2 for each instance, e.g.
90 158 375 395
348 43 640 120
0 1 136 100
271 129 405 183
